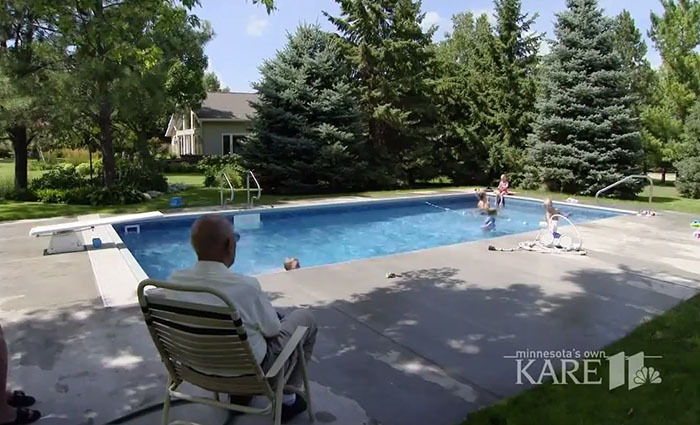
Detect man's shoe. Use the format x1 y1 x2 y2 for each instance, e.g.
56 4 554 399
281 395 307 423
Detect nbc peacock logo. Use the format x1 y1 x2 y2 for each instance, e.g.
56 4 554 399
608 352 663 390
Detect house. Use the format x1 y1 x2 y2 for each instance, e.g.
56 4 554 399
165 92 258 156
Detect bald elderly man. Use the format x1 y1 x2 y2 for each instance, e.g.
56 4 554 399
162 214 317 422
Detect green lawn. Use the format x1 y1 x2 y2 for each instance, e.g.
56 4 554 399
0 159 698 221
516 183 700 214
0 159 45 181
462 293 700 425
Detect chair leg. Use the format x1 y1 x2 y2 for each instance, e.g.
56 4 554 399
161 387 172 425
274 365 285 425
297 345 314 422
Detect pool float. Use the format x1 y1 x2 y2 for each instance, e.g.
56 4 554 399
691 220 700 228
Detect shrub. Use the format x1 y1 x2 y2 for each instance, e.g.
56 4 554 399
64 187 94 204
75 162 92 177
0 141 12 159
35 188 67 203
162 160 199 173
0 177 14 200
117 157 168 192
31 163 85 190
198 154 245 188
675 157 700 199
88 185 145 205
4 188 38 202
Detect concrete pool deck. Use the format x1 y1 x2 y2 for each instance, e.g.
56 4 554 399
0 200 699 425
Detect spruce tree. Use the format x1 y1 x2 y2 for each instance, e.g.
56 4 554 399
527 0 643 198
325 0 436 186
433 12 498 184
490 0 541 177
243 24 366 193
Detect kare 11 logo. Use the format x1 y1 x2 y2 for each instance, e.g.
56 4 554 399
504 349 662 390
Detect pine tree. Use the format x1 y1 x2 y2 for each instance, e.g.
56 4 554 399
613 10 654 109
527 0 643 198
242 25 366 193
490 0 541 177
325 0 436 186
433 12 497 184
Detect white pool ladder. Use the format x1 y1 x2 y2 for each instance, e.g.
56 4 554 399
595 174 653 211
220 171 234 208
246 170 262 207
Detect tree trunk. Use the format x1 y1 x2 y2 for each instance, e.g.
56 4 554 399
661 168 666 184
8 125 29 190
98 85 116 185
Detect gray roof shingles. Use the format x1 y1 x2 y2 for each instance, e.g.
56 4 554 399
197 92 258 120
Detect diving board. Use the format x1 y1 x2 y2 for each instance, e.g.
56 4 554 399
29 211 163 255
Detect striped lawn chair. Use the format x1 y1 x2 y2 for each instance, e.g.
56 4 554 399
137 279 313 425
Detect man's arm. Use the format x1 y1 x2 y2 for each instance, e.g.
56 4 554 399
250 281 281 337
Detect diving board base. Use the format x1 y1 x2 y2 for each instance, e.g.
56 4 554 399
45 231 86 255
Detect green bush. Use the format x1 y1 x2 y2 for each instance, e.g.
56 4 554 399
31 163 85 190
198 154 245 188
0 177 14 200
75 160 103 178
88 185 145 205
0 141 12 158
675 157 700 199
1 177 39 201
5 189 38 202
64 187 94 204
75 162 92 177
117 157 168 192
162 160 199 173
35 188 67 203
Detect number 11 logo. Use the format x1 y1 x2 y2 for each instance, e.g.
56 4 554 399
607 351 662 390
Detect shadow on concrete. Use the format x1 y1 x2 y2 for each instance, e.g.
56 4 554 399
2 263 692 425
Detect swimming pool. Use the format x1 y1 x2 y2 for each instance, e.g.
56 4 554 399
115 194 621 280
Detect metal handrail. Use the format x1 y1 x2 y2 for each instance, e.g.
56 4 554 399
595 174 653 210
220 172 234 208
246 170 262 207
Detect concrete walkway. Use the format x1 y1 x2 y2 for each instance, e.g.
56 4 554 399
0 206 698 425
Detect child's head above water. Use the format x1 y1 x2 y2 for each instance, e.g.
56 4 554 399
477 190 487 202
543 197 556 213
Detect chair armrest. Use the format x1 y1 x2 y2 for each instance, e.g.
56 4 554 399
264 326 308 379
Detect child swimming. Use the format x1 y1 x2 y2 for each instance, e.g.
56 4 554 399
543 197 569 233
477 191 498 230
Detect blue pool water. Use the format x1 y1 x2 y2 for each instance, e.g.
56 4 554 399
116 195 620 280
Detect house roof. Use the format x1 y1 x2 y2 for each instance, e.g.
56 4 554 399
196 92 258 120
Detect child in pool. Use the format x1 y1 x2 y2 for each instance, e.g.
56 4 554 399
477 191 498 230
543 198 570 233
284 257 300 271
496 174 510 208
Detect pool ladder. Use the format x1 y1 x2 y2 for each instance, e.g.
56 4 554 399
220 170 262 209
595 174 653 211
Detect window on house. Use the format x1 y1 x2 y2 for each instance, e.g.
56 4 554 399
222 134 246 155
222 134 232 154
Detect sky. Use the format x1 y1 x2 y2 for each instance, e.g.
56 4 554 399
193 0 665 93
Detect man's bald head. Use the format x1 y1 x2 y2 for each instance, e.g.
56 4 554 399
191 214 236 266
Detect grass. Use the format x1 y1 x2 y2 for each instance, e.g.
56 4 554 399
462 293 700 425
0 159 698 221
516 182 700 214
0 159 46 181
